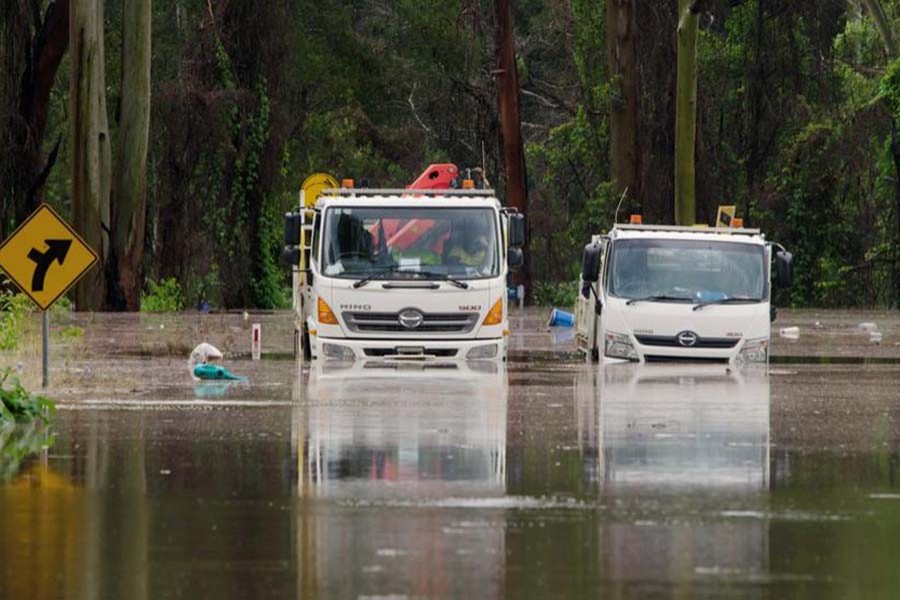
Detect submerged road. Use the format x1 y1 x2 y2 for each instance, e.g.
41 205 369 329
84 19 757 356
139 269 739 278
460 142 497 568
1 311 899 599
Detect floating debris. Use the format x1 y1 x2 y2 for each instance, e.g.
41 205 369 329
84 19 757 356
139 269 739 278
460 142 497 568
779 326 800 339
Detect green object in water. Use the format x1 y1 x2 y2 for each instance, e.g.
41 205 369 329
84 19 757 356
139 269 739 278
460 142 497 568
193 364 247 381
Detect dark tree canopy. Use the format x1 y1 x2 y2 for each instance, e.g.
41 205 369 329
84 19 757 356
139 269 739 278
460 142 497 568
2 0 900 308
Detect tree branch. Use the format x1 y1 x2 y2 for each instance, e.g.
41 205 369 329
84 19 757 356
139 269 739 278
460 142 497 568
25 135 62 208
406 83 433 134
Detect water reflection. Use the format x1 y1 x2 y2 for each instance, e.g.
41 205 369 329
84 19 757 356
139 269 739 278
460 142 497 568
594 365 770 490
3 355 899 599
505 364 772 598
597 366 769 593
294 360 507 497
292 360 509 598
0 421 54 483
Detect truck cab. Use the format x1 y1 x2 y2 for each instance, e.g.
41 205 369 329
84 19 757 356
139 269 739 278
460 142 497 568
575 222 793 364
284 175 525 361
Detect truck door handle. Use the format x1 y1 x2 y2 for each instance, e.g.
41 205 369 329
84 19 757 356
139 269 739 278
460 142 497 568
381 282 441 290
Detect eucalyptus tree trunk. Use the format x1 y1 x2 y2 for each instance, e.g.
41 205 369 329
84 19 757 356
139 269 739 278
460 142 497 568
674 0 700 226
111 0 151 311
495 0 530 291
606 0 640 213
70 0 111 311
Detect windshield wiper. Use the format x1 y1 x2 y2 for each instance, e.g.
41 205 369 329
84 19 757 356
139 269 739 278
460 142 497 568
352 265 402 288
353 266 470 289
626 295 694 306
413 270 470 289
692 296 760 311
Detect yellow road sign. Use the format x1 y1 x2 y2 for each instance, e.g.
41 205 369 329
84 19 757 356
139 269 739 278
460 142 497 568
0 204 99 310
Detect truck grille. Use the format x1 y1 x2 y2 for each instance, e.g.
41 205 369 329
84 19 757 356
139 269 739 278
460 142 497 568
634 335 739 349
644 355 730 364
362 348 459 358
343 311 479 334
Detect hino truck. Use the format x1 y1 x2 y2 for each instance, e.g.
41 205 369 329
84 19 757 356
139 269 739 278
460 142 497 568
283 165 525 361
575 219 793 364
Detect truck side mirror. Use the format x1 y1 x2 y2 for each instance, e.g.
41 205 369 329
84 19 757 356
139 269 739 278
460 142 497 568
775 250 793 289
508 247 524 271
284 212 302 246
582 243 602 284
281 246 301 266
508 214 525 248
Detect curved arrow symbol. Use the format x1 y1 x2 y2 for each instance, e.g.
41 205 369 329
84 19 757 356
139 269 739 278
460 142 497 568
27 239 72 292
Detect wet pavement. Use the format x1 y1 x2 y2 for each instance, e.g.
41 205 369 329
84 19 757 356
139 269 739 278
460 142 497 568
1 311 900 599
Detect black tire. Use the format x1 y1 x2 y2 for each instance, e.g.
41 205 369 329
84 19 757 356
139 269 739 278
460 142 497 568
591 347 600 362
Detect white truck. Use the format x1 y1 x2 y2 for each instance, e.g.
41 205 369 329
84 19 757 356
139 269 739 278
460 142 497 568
283 167 525 361
575 221 793 364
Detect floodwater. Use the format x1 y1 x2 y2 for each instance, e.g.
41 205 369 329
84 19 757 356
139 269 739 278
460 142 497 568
1 311 900 599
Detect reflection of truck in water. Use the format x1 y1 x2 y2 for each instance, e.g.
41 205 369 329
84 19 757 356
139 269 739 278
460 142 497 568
293 360 508 499
283 164 525 361
586 364 770 489
577 364 770 583
576 221 793 363
291 360 508 598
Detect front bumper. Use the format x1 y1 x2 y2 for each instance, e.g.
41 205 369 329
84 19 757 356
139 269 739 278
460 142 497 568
606 334 767 364
634 345 738 363
313 336 507 361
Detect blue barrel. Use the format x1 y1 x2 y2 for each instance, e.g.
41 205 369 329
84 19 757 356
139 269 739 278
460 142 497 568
548 308 575 328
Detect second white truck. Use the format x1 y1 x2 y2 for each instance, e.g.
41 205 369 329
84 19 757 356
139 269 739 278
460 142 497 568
575 220 793 364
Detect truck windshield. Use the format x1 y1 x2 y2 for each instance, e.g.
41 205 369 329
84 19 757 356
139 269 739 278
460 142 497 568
321 207 500 280
607 239 767 302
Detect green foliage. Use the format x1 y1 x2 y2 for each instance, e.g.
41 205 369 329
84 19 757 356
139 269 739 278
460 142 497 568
0 368 55 425
879 55 900 118
532 281 579 308
58 325 85 339
0 291 32 351
140 277 185 312
251 201 291 309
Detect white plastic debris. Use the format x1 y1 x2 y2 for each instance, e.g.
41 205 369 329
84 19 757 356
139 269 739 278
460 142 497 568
857 322 878 332
870 331 883 344
190 342 223 364
188 342 224 381
779 326 800 339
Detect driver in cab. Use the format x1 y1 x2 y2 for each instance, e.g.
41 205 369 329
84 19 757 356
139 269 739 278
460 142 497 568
445 220 489 267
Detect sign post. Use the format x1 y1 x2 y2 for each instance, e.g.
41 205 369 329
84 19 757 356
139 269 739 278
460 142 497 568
0 204 99 388
42 311 49 388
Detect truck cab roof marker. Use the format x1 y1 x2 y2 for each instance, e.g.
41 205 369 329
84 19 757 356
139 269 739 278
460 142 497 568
613 223 762 236
321 188 496 197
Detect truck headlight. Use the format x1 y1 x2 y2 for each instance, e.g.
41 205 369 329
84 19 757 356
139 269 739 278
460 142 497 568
605 332 638 361
467 344 498 359
737 337 768 363
321 343 355 361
